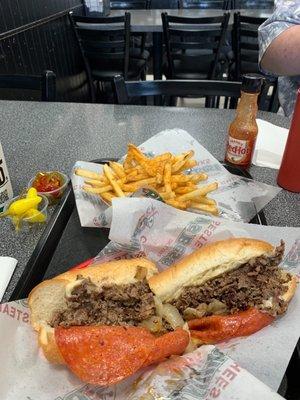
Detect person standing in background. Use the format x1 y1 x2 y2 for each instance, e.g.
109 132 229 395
258 1 300 117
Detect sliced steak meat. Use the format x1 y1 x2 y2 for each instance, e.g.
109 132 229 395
50 276 156 328
173 241 291 317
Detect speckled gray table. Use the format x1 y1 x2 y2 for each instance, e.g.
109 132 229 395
0 100 299 301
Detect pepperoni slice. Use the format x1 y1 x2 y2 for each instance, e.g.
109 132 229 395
55 326 189 386
188 308 274 344
55 325 155 385
145 328 190 365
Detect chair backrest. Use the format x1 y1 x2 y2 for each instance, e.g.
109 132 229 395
114 75 242 107
110 0 150 9
162 12 230 79
233 0 274 9
257 77 279 113
232 12 267 80
178 0 229 9
0 71 56 101
268 78 279 113
69 12 131 80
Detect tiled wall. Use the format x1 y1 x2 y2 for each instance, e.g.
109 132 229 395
0 0 90 102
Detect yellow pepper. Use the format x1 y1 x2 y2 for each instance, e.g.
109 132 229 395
12 216 22 232
0 188 45 231
23 208 46 223
3 196 42 216
27 187 38 198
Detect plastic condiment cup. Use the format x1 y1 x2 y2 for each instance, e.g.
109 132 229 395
28 172 68 205
3 194 49 232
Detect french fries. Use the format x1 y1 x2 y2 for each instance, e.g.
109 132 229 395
75 144 219 215
190 202 219 216
103 164 125 197
109 161 126 179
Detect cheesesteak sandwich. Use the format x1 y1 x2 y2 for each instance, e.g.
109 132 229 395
29 258 189 385
148 238 297 344
29 238 296 385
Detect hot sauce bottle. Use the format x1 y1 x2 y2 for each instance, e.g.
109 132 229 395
225 75 263 169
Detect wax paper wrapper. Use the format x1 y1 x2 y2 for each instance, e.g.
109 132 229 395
71 129 280 227
94 197 300 392
0 300 283 399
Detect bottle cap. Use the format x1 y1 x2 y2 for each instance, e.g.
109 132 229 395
241 74 263 93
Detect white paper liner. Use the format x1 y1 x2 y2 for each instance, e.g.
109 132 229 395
0 257 17 301
0 300 284 399
94 197 300 391
71 129 281 227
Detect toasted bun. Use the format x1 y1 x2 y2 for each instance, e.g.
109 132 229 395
149 238 276 302
280 272 297 303
38 325 64 364
29 258 158 363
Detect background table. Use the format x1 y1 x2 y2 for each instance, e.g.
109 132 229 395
109 9 272 32
108 8 273 79
0 100 299 303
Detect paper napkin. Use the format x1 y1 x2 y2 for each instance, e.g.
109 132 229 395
0 257 17 301
252 119 289 169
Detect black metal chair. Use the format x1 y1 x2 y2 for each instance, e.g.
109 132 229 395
257 76 280 113
162 13 230 80
69 12 147 101
232 0 274 9
229 12 278 112
268 78 280 113
231 12 267 80
0 71 56 101
110 0 151 63
178 0 230 9
114 74 242 107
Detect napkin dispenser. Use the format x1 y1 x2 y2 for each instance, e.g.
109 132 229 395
277 89 300 192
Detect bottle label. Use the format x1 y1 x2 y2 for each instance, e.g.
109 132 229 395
225 136 252 166
0 143 13 212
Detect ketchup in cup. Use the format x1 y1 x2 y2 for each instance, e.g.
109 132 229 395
33 172 61 192
30 171 68 205
225 75 263 169
277 89 300 192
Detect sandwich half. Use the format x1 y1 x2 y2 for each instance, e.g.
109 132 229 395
149 238 297 343
29 258 159 363
28 258 189 384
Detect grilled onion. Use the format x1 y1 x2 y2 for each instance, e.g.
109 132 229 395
183 306 207 321
154 296 184 329
140 316 163 333
161 303 185 329
207 299 228 315
154 296 164 317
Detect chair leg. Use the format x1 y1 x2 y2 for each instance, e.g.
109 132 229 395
170 96 177 106
141 69 146 81
96 80 105 103
96 80 101 99
205 96 215 108
224 97 229 109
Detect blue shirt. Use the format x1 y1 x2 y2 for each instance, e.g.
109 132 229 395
258 1 300 117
